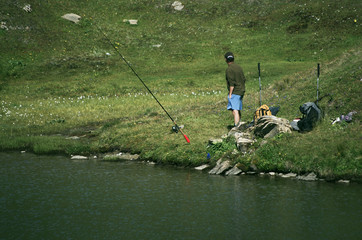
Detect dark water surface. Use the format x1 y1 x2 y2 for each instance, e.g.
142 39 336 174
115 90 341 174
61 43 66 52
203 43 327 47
0 152 361 239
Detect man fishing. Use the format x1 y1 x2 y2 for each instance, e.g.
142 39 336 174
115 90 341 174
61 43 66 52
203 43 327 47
224 52 246 127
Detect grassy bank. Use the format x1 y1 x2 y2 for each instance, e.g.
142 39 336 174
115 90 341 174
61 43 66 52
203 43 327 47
1 0 361 181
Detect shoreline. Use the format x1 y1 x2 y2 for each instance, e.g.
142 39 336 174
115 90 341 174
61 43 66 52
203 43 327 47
7 150 358 184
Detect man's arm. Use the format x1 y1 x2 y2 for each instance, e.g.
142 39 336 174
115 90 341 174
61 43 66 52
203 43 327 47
229 86 234 98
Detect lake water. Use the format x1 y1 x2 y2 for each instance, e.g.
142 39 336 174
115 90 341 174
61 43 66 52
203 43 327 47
0 152 361 239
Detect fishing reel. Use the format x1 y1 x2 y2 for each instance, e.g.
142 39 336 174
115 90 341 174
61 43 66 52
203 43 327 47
171 124 184 133
172 124 180 133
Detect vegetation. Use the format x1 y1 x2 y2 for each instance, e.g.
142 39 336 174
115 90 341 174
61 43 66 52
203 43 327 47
0 0 361 181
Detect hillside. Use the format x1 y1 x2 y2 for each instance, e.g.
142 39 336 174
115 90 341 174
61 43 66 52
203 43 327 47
0 0 361 181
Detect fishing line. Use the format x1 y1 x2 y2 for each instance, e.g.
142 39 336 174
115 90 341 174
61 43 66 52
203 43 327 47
316 63 320 105
258 62 262 106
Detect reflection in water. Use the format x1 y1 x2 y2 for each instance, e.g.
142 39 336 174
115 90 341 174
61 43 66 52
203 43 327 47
0 152 361 239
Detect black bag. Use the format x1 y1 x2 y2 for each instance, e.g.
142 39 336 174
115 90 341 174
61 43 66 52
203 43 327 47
296 102 322 132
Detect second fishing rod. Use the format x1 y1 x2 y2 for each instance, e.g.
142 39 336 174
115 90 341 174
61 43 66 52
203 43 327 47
94 23 190 143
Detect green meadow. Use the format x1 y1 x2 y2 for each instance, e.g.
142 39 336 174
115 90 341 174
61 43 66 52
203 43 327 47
1 0 361 181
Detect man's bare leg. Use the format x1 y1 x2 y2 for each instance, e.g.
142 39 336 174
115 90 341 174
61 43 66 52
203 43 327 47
232 110 240 126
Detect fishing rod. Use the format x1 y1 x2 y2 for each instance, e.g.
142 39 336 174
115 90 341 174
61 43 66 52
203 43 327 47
65 17 190 143
316 63 320 105
258 62 262 106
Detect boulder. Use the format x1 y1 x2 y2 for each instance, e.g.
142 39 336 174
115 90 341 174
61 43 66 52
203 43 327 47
62 13 81 24
172 1 184 11
71 155 88 160
225 165 242 176
226 122 255 153
254 116 292 138
209 159 231 175
195 164 210 170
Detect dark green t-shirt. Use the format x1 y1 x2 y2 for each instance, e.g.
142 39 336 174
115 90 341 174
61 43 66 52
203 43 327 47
226 63 246 96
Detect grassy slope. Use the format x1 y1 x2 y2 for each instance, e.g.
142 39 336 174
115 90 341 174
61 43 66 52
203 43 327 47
0 0 361 180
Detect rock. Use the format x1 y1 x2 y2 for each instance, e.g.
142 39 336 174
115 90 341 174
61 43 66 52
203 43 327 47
195 164 209 170
337 179 350 184
297 172 318 181
236 138 254 153
209 159 231 175
71 155 88 160
281 173 297 178
268 172 276 176
225 165 242 176
254 116 292 139
128 19 138 25
62 13 81 24
172 1 184 11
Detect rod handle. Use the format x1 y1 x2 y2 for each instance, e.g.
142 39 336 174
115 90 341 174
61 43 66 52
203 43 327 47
258 63 261 76
179 128 190 143
317 63 320 77
183 134 190 143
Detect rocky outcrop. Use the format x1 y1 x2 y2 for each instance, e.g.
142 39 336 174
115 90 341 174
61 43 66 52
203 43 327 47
226 116 292 154
207 116 293 176
253 116 292 139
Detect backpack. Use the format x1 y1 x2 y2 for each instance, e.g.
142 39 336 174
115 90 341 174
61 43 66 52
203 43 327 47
297 102 322 132
254 104 272 123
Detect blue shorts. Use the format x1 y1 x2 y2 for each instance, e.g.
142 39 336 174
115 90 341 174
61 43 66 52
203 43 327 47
227 94 243 111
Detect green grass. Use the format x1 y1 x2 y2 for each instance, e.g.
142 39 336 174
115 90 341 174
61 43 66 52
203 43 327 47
0 0 361 181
